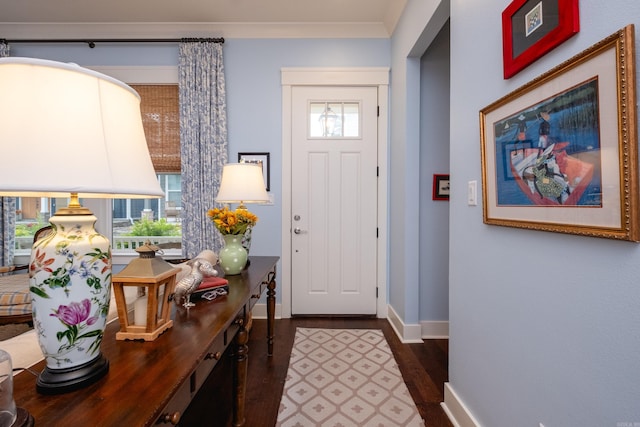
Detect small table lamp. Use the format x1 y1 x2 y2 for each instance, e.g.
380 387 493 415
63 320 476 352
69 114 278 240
215 163 269 210
0 58 164 394
215 163 269 272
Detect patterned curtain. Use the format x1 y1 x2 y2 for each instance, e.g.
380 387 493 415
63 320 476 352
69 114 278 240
0 42 16 268
178 40 227 258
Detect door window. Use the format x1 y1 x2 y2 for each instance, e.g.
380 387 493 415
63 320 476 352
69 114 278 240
309 101 361 138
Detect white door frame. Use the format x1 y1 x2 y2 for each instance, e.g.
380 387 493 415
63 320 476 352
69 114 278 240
281 67 389 318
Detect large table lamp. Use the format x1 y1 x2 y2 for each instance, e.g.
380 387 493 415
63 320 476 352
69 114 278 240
0 57 164 394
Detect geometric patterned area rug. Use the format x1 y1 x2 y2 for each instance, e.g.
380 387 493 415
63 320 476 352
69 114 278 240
276 328 425 426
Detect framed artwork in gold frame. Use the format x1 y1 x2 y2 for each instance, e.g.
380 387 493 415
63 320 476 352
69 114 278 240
480 25 639 241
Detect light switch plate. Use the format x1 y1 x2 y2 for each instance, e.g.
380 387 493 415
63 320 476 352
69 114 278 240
468 180 477 206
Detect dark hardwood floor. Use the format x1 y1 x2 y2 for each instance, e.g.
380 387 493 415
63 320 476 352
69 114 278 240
243 318 453 427
1 318 450 426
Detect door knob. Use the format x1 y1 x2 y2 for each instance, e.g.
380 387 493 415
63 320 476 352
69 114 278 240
294 227 302 234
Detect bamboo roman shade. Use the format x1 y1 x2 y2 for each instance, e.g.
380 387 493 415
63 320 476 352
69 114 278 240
131 85 180 173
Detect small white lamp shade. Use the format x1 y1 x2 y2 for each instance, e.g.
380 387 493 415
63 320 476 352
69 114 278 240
0 57 164 199
215 163 269 206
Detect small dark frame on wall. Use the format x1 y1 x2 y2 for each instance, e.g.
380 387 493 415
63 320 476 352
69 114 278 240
238 152 270 191
502 0 580 79
433 174 450 201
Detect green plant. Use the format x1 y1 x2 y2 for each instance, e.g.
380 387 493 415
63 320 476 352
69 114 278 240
15 215 49 237
126 218 181 236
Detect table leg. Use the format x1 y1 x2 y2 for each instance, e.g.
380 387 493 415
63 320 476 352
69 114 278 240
233 319 249 427
266 270 276 356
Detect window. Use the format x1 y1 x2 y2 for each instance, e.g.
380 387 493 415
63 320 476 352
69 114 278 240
112 85 182 254
14 197 56 255
13 67 182 261
309 101 361 138
133 85 181 173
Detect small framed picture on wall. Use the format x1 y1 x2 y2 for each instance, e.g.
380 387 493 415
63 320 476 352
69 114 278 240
433 174 450 201
501 0 580 78
238 152 270 191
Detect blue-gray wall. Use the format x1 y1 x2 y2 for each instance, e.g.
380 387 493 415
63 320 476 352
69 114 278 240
389 0 450 330
7 37 390 301
443 0 637 425
419 20 450 323
390 0 640 424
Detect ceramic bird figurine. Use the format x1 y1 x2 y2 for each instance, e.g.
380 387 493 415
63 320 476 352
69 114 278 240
173 257 219 308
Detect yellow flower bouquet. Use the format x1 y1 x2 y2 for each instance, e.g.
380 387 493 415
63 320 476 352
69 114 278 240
207 207 258 235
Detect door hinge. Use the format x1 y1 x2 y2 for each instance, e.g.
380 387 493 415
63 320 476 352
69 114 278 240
377 105 380 117
376 287 379 298
376 227 379 238
376 166 379 177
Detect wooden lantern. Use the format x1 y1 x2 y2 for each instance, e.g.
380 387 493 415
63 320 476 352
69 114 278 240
112 242 181 341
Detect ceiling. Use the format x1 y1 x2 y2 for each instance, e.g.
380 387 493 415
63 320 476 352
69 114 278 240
0 0 407 39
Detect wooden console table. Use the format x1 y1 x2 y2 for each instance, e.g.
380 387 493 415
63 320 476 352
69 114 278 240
12 256 279 427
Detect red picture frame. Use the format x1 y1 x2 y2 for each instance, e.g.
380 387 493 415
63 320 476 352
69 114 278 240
502 0 579 79
433 174 450 201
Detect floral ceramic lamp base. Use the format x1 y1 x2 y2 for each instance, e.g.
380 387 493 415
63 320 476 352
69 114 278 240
30 209 111 394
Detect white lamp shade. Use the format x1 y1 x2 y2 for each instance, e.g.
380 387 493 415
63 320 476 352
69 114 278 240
215 163 269 204
0 57 164 199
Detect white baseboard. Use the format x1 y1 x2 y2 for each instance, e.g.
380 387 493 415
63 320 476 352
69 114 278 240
387 305 423 343
420 320 449 338
250 302 447 341
441 383 482 427
251 302 283 320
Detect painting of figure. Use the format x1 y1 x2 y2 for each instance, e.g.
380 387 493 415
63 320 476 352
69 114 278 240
493 78 602 207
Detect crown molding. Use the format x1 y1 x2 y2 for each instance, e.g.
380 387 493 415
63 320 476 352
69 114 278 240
0 22 391 40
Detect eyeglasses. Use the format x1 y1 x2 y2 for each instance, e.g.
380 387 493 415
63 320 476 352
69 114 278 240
201 288 228 301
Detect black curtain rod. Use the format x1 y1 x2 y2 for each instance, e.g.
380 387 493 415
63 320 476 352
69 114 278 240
0 37 224 48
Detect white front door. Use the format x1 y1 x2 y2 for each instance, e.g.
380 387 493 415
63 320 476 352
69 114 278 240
290 85 378 315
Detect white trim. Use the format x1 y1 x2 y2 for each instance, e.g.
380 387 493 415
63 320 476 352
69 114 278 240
251 302 283 320
0 22 390 40
251 302 438 344
376 80 390 321
387 304 423 343
281 67 390 86
281 82 293 318
442 383 482 427
281 67 389 319
420 320 449 339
